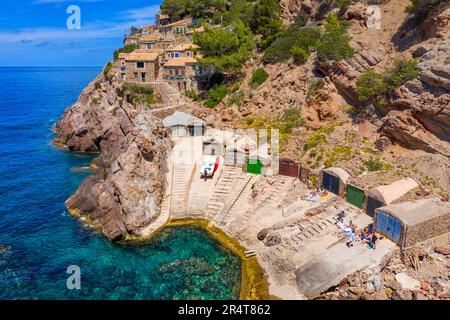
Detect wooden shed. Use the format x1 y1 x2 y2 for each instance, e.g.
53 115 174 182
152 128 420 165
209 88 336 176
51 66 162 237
367 178 418 217
374 198 450 248
321 167 350 196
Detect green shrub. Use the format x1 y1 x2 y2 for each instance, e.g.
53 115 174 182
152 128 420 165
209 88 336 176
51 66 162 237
290 46 309 64
356 59 419 101
263 26 321 63
278 108 305 134
405 0 420 12
383 59 419 90
103 62 112 77
251 0 283 48
250 68 269 88
111 106 119 116
228 90 244 106
356 70 385 101
114 44 139 61
122 84 155 105
316 13 354 63
185 89 201 101
307 78 326 98
92 97 100 105
94 82 102 90
303 125 335 151
205 85 228 108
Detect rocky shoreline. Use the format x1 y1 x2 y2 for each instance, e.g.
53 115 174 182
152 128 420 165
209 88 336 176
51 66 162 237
54 72 173 241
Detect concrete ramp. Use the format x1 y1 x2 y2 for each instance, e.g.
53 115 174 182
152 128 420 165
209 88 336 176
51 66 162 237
295 238 395 299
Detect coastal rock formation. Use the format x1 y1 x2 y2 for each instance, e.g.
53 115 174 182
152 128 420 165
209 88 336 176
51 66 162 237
54 74 172 241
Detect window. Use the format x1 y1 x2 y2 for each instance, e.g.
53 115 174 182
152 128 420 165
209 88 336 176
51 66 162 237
121 73 126 80
137 61 144 68
134 73 138 80
141 73 146 82
147 43 152 49
186 52 190 57
174 52 179 58
167 53 171 59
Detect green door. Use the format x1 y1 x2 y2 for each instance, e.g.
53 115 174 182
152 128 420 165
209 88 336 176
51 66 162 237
247 159 262 174
347 185 365 208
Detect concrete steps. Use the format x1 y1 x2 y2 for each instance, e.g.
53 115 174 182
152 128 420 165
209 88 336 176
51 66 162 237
170 163 196 217
205 166 245 219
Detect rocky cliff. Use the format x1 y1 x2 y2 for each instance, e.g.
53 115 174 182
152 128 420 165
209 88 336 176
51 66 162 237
54 73 172 241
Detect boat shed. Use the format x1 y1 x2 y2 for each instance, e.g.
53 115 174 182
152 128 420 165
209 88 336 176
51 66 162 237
374 198 450 248
321 167 350 196
367 178 418 217
162 111 206 137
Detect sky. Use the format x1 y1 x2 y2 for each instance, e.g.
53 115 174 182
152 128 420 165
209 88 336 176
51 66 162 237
0 0 162 66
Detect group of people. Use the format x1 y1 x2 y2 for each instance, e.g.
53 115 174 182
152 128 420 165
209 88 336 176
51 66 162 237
305 188 329 202
336 213 380 250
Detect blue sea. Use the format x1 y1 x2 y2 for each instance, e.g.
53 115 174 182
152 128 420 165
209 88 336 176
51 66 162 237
0 67 241 300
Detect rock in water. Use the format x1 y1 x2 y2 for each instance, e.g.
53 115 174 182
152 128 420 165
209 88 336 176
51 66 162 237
54 74 172 241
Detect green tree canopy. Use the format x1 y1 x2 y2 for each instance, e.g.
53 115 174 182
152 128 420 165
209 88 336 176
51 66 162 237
251 0 283 48
160 0 226 22
193 21 255 73
316 13 354 63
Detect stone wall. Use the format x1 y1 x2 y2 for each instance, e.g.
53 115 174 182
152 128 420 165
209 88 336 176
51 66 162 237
402 212 450 248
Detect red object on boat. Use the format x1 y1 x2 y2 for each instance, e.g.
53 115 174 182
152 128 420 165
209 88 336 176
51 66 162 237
213 156 220 174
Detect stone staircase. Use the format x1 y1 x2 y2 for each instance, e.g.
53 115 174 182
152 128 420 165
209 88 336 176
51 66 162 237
214 174 255 226
169 163 196 218
205 166 246 220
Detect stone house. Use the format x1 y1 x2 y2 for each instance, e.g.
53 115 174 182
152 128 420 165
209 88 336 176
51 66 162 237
139 33 175 50
159 19 195 37
165 43 200 60
118 50 160 83
156 13 170 27
162 57 212 92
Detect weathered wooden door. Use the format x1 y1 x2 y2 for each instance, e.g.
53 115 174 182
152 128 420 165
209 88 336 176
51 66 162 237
322 172 339 195
375 210 402 243
279 161 299 178
347 185 365 208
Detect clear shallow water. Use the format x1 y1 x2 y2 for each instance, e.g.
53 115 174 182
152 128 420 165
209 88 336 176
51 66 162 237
0 67 241 300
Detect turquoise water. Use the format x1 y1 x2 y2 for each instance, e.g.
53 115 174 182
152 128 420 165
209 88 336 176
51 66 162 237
0 67 241 300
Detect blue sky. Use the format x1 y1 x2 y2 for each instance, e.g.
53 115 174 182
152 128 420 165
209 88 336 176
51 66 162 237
0 0 162 66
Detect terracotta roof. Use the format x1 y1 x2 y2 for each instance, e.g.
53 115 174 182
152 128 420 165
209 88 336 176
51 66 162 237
124 51 159 61
139 34 165 42
134 48 164 55
118 53 128 59
164 57 197 67
163 19 192 28
167 43 199 52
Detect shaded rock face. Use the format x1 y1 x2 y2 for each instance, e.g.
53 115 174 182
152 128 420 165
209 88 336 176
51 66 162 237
54 74 172 241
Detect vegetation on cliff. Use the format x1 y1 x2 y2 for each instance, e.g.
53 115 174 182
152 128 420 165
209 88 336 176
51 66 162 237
356 59 419 103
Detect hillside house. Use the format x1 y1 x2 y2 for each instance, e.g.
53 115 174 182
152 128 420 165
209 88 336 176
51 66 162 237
159 19 194 37
156 13 170 27
118 50 160 83
165 43 200 60
139 33 175 50
162 57 212 92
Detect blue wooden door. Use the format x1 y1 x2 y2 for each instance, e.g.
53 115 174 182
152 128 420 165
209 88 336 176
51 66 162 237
375 211 402 243
322 173 339 195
